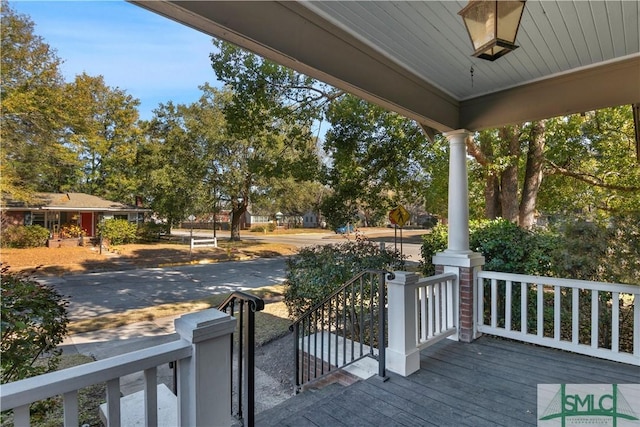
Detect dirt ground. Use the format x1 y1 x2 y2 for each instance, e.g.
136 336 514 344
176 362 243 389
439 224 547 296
0 240 298 276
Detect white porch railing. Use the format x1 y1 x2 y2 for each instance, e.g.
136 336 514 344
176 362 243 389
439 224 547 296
413 273 458 349
0 308 236 426
477 271 640 366
386 271 458 376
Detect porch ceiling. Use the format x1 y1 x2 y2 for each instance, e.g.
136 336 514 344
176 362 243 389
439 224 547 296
131 0 640 133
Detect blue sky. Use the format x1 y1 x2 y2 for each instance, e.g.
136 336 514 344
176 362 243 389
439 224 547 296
11 0 221 120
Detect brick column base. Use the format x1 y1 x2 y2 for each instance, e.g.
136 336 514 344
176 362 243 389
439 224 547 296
457 266 476 343
433 252 484 343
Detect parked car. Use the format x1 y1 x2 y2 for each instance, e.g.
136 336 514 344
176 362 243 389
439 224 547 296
335 224 355 234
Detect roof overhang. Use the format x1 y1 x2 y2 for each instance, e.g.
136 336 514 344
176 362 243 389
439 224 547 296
130 1 640 133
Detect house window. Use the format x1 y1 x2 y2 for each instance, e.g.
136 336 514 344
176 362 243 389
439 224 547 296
29 212 45 227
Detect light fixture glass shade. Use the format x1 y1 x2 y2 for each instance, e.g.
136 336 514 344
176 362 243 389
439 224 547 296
459 0 525 61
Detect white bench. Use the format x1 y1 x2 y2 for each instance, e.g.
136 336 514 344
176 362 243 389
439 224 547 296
190 237 217 250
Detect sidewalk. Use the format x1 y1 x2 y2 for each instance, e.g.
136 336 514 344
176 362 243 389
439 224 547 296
60 313 294 413
60 315 180 396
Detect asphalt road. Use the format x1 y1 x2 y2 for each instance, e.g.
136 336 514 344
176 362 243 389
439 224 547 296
39 258 287 321
42 228 426 321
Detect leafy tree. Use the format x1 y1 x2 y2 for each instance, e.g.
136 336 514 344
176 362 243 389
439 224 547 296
543 107 640 217
605 214 640 284
321 95 432 227
1 3 144 206
139 101 209 229
210 42 325 239
467 106 639 227
139 82 321 239
210 40 339 141
467 122 545 227
65 73 142 202
0 1 78 198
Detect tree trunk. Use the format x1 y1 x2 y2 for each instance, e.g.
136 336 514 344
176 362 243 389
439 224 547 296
230 200 248 241
468 133 502 219
500 126 521 223
519 121 546 229
485 172 501 219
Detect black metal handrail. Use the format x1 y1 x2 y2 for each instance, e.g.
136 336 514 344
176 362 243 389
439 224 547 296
219 291 265 427
289 270 393 393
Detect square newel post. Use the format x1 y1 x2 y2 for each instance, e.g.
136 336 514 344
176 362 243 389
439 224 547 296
386 271 421 376
175 308 237 426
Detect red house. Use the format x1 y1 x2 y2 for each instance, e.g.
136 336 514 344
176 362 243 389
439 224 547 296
1 192 150 238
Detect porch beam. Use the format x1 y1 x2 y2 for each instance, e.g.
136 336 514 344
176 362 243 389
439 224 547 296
130 0 459 132
461 55 640 131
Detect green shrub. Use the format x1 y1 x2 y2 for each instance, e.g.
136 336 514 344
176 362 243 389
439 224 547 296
547 216 639 284
605 214 640 284
136 221 169 241
420 219 557 276
97 219 137 245
1 225 50 248
419 223 448 276
267 222 276 232
469 219 556 275
284 235 405 318
549 219 611 281
1 266 69 383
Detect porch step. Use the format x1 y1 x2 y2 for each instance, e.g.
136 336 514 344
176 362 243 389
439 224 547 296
99 383 177 427
256 382 349 427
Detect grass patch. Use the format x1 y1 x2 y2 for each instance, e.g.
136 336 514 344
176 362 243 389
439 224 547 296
255 301 292 345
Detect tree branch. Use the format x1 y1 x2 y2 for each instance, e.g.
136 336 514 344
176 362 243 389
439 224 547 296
547 160 640 191
466 137 490 167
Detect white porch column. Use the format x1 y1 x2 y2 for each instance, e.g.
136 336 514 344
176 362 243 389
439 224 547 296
175 308 236 427
433 129 485 342
386 271 421 377
444 129 472 253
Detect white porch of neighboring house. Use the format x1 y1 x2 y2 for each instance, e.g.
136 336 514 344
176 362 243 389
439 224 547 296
2 1 639 425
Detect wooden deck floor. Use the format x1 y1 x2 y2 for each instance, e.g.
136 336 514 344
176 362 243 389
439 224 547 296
256 336 640 426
